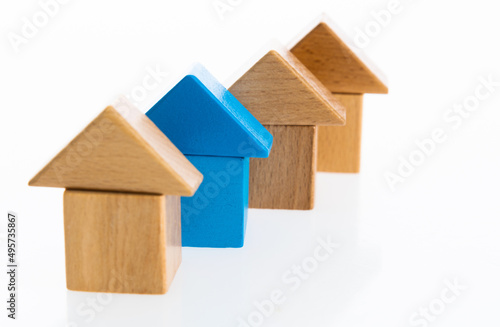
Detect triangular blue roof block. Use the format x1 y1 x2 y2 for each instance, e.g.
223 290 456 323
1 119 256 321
146 64 273 158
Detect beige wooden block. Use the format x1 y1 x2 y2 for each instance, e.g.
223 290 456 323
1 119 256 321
317 94 364 173
249 125 317 210
229 49 345 126
291 22 388 94
64 190 181 294
29 99 203 195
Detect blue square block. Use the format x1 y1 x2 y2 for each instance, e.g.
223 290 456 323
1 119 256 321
181 156 249 248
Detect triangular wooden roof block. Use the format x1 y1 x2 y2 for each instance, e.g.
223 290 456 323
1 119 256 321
229 48 346 126
29 98 203 195
291 21 388 94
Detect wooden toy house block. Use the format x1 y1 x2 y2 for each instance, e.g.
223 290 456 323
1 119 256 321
29 99 202 294
147 64 273 247
291 21 388 173
229 48 346 210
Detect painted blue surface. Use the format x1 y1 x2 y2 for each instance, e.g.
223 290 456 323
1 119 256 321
146 64 273 158
146 65 272 248
181 155 249 248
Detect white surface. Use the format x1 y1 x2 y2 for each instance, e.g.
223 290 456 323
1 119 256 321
1 0 500 326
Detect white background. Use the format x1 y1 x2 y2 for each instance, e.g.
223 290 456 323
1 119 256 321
1 0 500 326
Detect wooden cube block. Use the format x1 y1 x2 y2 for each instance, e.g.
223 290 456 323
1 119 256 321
317 94 364 173
63 190 181 294
249 125 317 210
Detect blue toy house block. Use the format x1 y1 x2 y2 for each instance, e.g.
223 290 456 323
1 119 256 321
146 64 272 248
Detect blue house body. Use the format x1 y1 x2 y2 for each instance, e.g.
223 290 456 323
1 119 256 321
146 65 273 248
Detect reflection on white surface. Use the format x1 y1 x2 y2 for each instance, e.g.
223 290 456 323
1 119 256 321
66 288 181 326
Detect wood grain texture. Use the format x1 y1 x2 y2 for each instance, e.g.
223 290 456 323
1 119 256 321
229 49 346 126
317 94 364 173
249 125 317 210
64 190 181 294
291 22 388 94
29 99 203 195
164 195 182 288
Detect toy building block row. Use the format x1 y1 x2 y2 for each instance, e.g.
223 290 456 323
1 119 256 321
290 20 388 173
28 16 389 295
29 99 203 294
229 47 346 210
146 64 273 248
